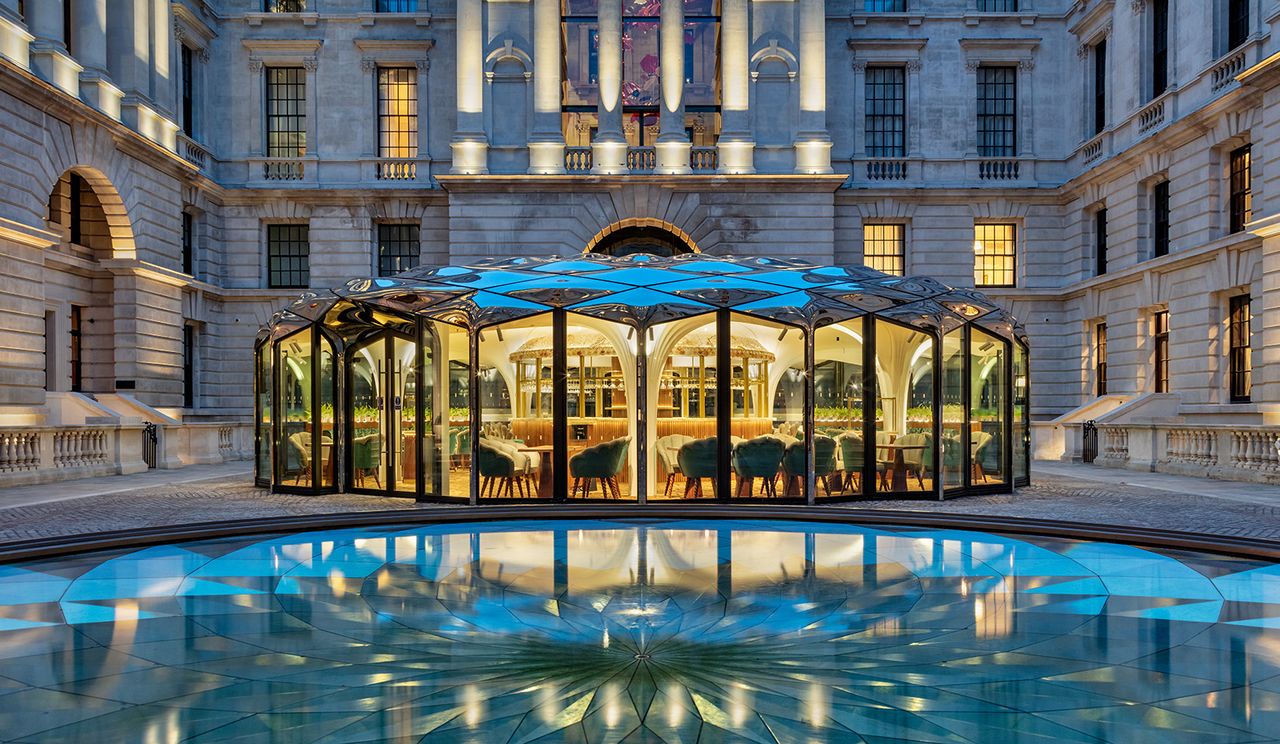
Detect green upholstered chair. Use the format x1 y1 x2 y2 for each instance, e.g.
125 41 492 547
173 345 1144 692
569 436 631 499
731 436 786 498
894 432 933 491
655 434 695 498
677 437 719 498
972 430 994 482
477 440 524 498
352 433 382 487
780 434 839 497
837 433 864 493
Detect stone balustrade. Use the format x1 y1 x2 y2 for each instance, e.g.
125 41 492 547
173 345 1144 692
1211 50 1247 92
0 422 254 488
1092 423 1280 484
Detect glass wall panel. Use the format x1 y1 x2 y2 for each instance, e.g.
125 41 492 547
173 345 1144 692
433 321 470 500
683 19 720 107
391 336 418 494
478 315 552 500
255 344 272 485
1014 341 1029 485
317 334 336 489
941 330 965 491
564 316 636 500
875 320 935 495
650 315 718 499
729 314 800 499
349 336 389 491
971 328 1007 486
814 320 865 498
563 110 599 149
277 330 315 488
622 20 660 108
562 16 599 108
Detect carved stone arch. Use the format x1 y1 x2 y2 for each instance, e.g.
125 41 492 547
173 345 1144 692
43 165 138 260
484 39 534 74
583 218 702 256
749 40 799 76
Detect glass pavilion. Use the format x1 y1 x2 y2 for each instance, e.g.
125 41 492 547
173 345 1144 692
256 253 1028 502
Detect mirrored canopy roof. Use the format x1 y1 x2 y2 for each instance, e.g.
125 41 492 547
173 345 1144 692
259 253 1026 345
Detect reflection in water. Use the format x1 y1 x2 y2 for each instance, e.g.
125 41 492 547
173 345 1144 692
0 520 1277 742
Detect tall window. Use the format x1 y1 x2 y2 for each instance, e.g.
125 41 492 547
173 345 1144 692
1095 322 1107 397
182 211 195 276
68 173 84 245
377 223 421 276
267 224 309 289
865 0 904 11
183 324 197 408
1151 0 1169 98
977 0 1018 9
1228 0 1249 51
1095 208 1108 276
181 45 195 137
1229 294 1251 402
1228 294 1249 402
977 66 1016 157
1154 309 1169 393
863 224 905 276
974 223 1016 288
1093 40 1107 136
376 0 418 10
1153 180 1171 258
865 66 906 158
266 67 306 157
70 305 83 393
377 67 418 159
1229 144 1252 234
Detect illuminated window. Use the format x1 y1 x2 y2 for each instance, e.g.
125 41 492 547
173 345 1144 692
863 224 905 276
973 223 1016 288
1154 310 1169 393
266 67 306 157
1229 145 1252 234
1229 294 1251 402
377 67 418 159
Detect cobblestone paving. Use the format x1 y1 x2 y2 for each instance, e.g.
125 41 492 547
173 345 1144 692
1 471 1279 545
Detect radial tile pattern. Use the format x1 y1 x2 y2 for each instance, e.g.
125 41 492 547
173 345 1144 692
0 520 1277 742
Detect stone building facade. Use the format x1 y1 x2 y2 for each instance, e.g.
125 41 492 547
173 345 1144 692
1 0 1279 483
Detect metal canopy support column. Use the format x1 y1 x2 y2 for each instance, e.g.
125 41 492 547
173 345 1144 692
716 309 731 501
468 327 480 505
636 326 648 504
861 317 876 498
932 330 944 501
804 327 816 504
553 309 568 502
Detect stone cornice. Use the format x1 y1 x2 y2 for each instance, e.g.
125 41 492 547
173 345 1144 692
435 174 851 194
241 38 324 56
0 217 58 250
1238 50 1280 91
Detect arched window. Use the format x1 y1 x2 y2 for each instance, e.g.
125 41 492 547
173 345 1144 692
588 225 696 257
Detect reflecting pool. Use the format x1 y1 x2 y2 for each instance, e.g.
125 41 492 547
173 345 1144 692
0 520 1278 742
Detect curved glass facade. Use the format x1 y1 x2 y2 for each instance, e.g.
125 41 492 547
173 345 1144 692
256 253 1028 501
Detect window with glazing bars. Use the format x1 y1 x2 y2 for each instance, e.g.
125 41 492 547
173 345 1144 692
1095 208 1108 276
864 0 904 10
1152 0 1169 98
70 305 82 393
266 67 306 157
973 223 1016 287
1228 0 1249 51
865 67 905 158
1230 145 1252 233
1153 180 1170 257
1093 40 1107 136
265 0 306 11
977 66 1016 157
1154 309 1169 393
863 224 905 276
267 224 309 289
977 0 1018 9
1229 294 1251 402
377 68 418 159
376 0 418 10
181 46 194 137
377 224 421 277
1095 323 1107 397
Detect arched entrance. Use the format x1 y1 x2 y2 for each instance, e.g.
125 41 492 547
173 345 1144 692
584 219 699 257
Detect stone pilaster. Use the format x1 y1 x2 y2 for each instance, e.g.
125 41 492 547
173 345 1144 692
29 0 81 96
74 0 122 119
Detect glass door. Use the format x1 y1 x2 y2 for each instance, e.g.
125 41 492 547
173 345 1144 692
349 333 419 497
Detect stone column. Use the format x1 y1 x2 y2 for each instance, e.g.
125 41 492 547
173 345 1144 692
108 0 156 136
0 0 33 72
451 0 488 174
29 0 81 95
794 0 831 173
1017 59 1034 158
416 58 432 162
528 0 565 173
75 0 121 119
655 0 690 174
150 0 173 114
717 0 753 173
592 0 627 174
